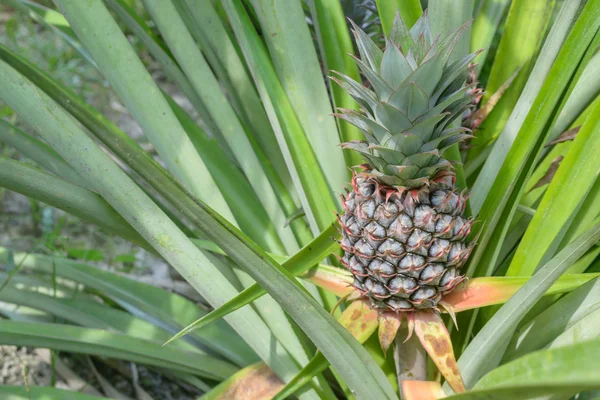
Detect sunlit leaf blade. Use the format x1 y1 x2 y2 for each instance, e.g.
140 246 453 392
309 0 364 167
469 0 579 211
175 0 294 194
376 0 422 33
53 0 235 223
164 224 340 343
506 94 600 276
0 321 237 379
454 219 600 390
201 363 284 400
471 0 511 74
446 339 600 400
504 276 600 361
467 0 600 280
467 0 555 167
140 0 295 255
413 311 465 393
249 0 348 198
221 0 339 235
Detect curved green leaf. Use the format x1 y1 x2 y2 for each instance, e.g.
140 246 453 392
454 219 600 390
0 320 237 379
446 339 600 400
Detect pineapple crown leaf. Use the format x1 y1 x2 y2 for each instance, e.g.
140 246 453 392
333 11 480 188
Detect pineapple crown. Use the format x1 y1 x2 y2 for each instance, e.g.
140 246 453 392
332 12 480 189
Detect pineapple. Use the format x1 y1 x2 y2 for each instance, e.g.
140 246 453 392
333 13 477 312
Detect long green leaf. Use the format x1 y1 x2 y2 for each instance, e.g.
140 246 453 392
0 321 236 379
164 223 340 343
504 276 600 361
54 0 235 223
0 247 253 366
0 157 147 249
309 0 365 167
446 339 600 400
506 93 600 276
471 0 511 75
454 218 600 389
0 119 90 190
102 0 227 154
470 0 581 213
175 0 293 192
139 0 297 254
249 0 348 198
467 0 554 165
376 0 422 33
222 0 339 235
468 0 600 279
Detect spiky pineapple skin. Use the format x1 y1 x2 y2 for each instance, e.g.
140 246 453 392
339 171 474 311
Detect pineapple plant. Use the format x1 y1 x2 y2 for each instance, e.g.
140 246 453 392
1 0 600 399
335 14 476 312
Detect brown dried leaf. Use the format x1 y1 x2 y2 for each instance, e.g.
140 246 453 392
529 155 564 192
546 126 581 146
337 299 379 343
413 311 465 393
216 363 283 400
378 312 402 354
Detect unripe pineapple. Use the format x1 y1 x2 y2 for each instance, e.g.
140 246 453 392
333 13 477 312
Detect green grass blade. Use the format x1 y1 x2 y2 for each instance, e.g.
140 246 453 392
447 340 600 399
471 0 511 75
506 94 600 276
376 0 422 33
54 0 235 223
467 0 600 280
309 0 365 168
454 218 600 389
0 386 104 400
222 0 339 234
139 0 296 254
164 224 340 344
0 119 90 190
505 276 600 362
0 157 147 249
470 0 582 213
467 0 554 165
249 0 348 198
0 321 237 379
